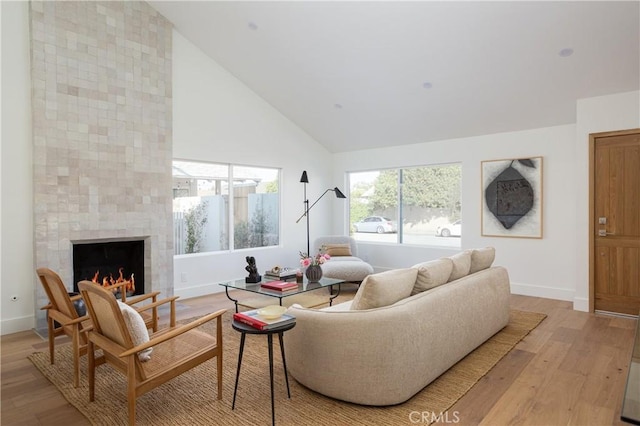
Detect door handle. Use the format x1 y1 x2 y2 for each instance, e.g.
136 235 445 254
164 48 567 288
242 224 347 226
598 230 616 237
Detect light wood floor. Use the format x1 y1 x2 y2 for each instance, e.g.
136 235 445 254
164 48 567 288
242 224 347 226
1 290 637 425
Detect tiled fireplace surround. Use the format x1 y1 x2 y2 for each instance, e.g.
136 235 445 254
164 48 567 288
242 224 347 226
31 1 174 331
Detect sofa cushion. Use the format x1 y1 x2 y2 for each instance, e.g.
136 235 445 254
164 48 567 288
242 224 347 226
322 243 353 257
350 268 418 310
447 250 472 282
117 301 153 361
470 247 496 274
410 258 454 295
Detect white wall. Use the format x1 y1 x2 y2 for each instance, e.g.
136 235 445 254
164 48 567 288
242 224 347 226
333 124 579 302
1 1 34 335
573 90 640 311
171 31 336 299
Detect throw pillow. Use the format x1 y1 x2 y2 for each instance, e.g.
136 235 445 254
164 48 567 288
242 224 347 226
322 243 352 257
447 250 472 282
410 258 454 295
469 247 496 274
117 301 153 362
350 268 418 310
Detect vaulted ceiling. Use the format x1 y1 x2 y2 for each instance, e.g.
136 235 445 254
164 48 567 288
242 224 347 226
149 1 640 153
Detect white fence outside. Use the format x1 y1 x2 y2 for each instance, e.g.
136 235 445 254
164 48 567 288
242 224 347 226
173 212 186 255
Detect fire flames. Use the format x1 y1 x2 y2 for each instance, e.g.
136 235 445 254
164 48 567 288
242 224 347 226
91 267 135 294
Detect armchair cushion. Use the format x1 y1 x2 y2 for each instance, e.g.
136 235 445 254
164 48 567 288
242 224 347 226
313 236 358 257
322 243 353 257
117 301 153 361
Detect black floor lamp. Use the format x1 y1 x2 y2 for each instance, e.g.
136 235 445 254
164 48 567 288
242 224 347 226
296 171 346 256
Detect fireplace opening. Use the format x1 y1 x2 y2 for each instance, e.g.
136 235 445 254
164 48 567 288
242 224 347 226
73 240 145 296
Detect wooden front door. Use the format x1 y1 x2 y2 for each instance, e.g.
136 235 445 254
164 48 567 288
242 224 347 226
590 129 640 315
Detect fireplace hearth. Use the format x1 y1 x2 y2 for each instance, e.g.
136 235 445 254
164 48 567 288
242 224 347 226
73 240 145 296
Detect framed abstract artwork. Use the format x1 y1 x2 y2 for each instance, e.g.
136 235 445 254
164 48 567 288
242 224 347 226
481 157 543 238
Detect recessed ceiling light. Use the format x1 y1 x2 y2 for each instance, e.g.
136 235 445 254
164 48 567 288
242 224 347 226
559 48 574 57
334 103 343 109
422 82 433 89
248 22 258 31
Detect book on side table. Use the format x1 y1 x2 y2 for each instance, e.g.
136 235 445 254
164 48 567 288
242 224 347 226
233 309 296 331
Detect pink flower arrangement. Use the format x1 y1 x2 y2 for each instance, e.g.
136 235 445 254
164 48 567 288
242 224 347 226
299 250 331 267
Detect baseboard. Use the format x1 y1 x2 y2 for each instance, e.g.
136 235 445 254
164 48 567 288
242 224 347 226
371 265 390 273
572 296 589 312
1 314 35 336
595 309 638 319
509 281 574 303
174 282 226 300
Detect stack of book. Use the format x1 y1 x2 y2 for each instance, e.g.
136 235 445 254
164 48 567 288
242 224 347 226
233 309 296 331
260 280 299 292
264 267 299 280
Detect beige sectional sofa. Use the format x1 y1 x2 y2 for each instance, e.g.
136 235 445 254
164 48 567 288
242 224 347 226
285 248 510 406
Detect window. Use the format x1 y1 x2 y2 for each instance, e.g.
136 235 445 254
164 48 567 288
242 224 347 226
349 164 461 246
172 160 280 254
232 165 279 249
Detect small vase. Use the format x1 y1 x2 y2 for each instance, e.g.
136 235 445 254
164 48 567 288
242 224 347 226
305 265 323 282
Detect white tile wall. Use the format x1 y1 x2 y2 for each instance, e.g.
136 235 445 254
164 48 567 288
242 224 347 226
30 1 174 330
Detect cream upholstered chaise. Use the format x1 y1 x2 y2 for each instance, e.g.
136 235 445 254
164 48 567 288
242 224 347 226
313 236 374 284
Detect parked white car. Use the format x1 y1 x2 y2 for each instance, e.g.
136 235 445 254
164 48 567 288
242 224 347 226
353 216 398 234
436 220 461 237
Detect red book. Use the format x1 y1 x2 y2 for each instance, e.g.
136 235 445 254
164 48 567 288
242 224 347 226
233 311 270 330
260 280 298 291
233 310 295 331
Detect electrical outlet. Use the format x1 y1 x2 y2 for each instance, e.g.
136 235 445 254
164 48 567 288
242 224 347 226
10 295 19 301
180 272 188 283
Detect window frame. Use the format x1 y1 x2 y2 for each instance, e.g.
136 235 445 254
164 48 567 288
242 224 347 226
172 159 282 256
347 163 462 247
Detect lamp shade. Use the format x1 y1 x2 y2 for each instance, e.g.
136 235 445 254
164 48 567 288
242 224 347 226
300 171 309 183
333 187 346 198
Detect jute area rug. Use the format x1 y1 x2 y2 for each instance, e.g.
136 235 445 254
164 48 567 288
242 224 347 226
29 310 545 426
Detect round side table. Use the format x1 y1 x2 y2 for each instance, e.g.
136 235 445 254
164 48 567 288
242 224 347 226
231 320 296 426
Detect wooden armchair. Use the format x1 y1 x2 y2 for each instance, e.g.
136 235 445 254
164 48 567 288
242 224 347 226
78 280 225 425
36 267 163 387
